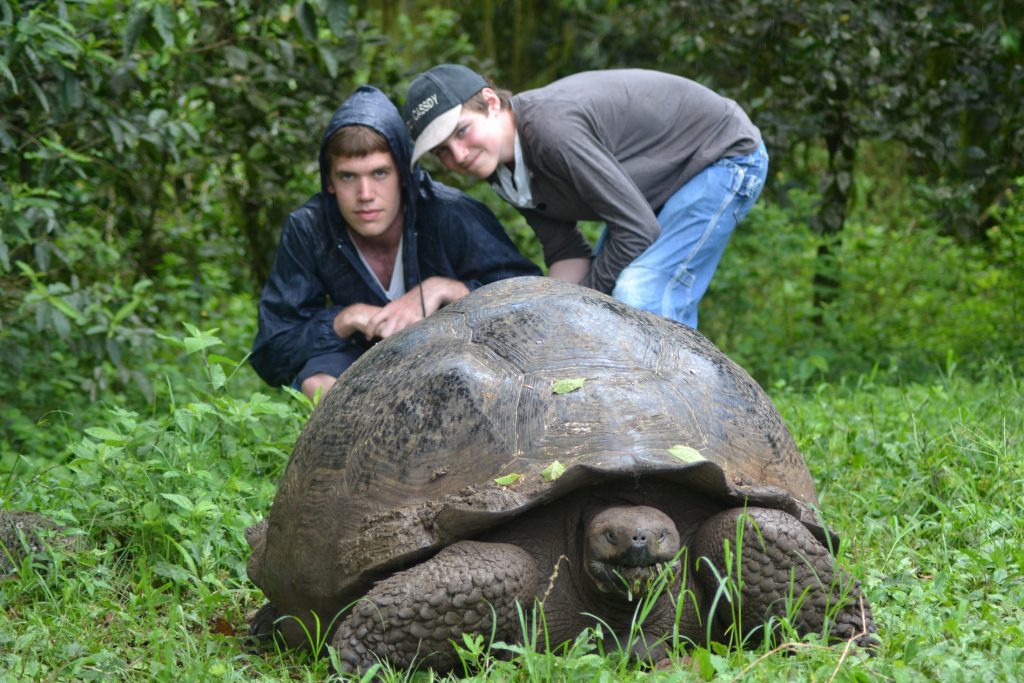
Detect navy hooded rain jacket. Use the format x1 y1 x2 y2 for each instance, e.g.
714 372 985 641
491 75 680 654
250 86 539 387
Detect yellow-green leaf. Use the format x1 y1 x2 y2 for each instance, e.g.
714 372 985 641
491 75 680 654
84 426 125 443
494 473 522 486
46 295 85 324
541 460 566 482
668 445 705 463
552 378 586 394
183 334 221 356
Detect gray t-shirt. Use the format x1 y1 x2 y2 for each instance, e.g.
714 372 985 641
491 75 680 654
508 69 761 293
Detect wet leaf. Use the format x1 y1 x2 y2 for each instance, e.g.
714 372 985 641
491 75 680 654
494 473 521 486
541 460 566 481
668 445 705 463
552 378 586 394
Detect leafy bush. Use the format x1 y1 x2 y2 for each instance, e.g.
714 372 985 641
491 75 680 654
702 179 1024 385
0 0 481 472
1 327 307 679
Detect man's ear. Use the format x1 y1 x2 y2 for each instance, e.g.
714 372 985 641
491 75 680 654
482 87 502 113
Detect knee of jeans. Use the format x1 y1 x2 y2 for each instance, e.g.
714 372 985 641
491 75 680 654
612 267 661 308
611 271 642 304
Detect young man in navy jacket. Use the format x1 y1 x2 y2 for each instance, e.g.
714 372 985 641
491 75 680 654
251 86 538 398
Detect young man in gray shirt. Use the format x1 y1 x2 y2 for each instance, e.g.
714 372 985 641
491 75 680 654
403 65 768 328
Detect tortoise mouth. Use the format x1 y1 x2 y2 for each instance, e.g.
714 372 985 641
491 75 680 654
587 559 680 599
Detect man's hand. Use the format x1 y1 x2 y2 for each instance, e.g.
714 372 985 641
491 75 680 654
366 277 470 340
333 303 383 339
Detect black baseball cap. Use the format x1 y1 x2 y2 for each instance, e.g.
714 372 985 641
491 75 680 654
404 64 487 168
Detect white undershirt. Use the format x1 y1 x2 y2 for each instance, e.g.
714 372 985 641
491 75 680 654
352 235 405 301
490 133 536 208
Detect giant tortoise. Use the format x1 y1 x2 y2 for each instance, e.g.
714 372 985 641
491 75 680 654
247 276 875 672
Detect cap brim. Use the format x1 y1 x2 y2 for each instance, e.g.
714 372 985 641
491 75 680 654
409 105 462 169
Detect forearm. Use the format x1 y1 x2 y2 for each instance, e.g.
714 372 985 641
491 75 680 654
582 223 656 293
548 258 591 285
251 307 347 387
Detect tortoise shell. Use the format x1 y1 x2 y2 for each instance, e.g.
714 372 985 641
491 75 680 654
250 276 826 634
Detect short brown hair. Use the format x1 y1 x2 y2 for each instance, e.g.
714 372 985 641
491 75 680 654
326 125 390 160
463 77 513 113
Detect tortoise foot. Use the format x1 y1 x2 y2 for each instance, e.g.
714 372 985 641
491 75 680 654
330 540 538 673
694 506 877 648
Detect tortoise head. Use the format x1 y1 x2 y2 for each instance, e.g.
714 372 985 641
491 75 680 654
583 505 681 600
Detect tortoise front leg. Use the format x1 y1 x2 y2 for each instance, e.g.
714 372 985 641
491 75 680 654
693 507 876 648
331 540 539 673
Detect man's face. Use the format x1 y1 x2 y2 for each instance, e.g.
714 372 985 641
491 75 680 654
327 150 403 240
432 106 505 179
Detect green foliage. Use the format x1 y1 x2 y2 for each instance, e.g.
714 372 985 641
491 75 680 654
776 361 1024 681
4 352 1021 679
1 328 308 680
987 177 1024 303
0 0 480 470
702 175 1024 385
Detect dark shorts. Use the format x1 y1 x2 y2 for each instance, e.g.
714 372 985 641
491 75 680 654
291 349 366 390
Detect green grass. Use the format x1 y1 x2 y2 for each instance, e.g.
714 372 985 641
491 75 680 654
1 334 1021 681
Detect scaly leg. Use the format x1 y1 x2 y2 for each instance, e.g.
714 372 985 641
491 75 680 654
331 540 539 673
693 507 876 648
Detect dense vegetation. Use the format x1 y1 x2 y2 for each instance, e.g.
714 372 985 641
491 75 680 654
2 1 1022 680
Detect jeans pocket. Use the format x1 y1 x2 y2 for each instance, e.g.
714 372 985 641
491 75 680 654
737 166 764 199
721 146 768 199
713 157 745 195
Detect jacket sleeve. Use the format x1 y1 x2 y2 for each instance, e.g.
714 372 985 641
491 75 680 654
249 213 352 387
432 194 542 289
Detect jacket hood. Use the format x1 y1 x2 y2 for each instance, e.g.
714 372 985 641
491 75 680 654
318 86 423 238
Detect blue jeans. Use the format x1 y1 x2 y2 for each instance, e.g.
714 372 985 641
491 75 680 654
608 142 768 328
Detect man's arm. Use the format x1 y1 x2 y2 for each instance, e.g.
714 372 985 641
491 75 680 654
529 120 661 294
425 188 543 290
251 211 361 387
